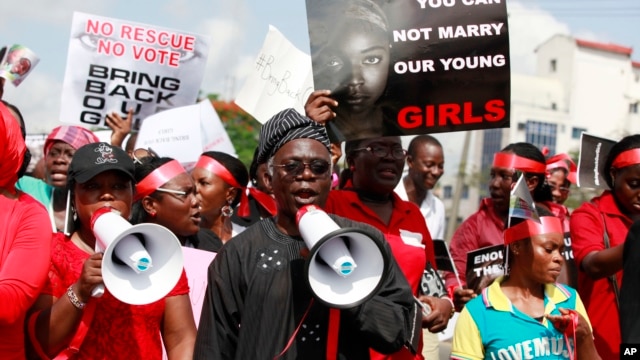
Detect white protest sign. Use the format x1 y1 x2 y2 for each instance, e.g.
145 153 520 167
235 25 314 124
60 12 210 130
135 101 236 167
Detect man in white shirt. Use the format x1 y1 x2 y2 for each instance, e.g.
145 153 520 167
395 134 446 360
396 135 445 240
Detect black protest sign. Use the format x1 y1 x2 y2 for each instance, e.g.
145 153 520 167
465 243 504 294
433 238 456 273
306 0 510 142
576 132 616 189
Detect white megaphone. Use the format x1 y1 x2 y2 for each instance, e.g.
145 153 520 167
90 207 184 305
296 205 388 308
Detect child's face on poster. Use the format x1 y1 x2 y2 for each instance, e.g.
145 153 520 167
313 20 390 114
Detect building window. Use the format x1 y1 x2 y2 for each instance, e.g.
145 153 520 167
572 127 587 139
525 121 557 155
630 102 639 114
551 102 557 110
443 185 452 199
462 185 469 199
550 59 557 72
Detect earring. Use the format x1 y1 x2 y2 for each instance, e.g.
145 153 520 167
149 211 156 218
349 165 355 171
221 200 234 217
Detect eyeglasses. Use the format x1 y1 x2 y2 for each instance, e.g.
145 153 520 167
155 187 195 201
548 184 570 193
353 145 407 160
272 159 331 177
131 147 159 165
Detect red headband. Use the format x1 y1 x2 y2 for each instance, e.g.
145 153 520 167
135 160 187 201
195 155 277 218
546 153 577 183
493 152 546 174
612 148 640 169
504 216 564 245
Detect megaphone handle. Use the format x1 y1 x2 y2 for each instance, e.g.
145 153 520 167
91 284 105 298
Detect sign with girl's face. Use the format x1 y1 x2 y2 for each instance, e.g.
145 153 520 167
306 0 510 142
0 44 40 86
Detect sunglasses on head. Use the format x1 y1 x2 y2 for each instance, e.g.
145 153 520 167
131 147 159 165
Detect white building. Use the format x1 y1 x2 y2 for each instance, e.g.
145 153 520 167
438 34 640 241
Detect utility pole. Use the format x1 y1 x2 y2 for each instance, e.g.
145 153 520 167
445 131 471 243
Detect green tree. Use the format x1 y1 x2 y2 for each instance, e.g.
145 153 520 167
209 97 261 169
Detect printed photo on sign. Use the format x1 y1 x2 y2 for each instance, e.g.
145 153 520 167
305 0 510 142
465 244 504 294
0 44 40 86
59 12 210 130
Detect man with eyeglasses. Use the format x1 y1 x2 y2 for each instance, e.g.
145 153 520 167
194 108 419 359
324 136 454 360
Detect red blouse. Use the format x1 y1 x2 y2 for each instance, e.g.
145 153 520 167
43 232 189 359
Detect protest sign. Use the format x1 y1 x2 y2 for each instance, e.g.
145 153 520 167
432 238 456 274
577 132 616 189
0 44 40 86
235 25 314 124
135 100 237 168
465 243 504 294
182 247 216 327
306 0 510 142
60 12 209 130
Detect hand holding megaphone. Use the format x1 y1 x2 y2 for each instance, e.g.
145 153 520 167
88 206 184 305
90 208 154 298
296 205 388 308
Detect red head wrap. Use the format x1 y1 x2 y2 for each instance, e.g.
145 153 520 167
0 102 26 192
195 155 276 218
135 160 187 201
493 152 546 174
612 148 640 169
546 153 577 184
504 216 564 245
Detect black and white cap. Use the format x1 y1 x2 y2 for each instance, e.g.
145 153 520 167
256 108 331 164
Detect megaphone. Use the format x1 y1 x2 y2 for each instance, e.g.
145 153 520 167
296 205 389 308
90 207 184 305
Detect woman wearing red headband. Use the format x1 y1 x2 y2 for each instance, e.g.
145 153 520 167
570 134 640 359
451 215 600 360
545 154 578 288
130 155 218 251
446 142 555 310
191 151 276 246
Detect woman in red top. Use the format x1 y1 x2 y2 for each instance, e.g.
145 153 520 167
27 142 196 359
0 102 51 360
324 136 454 360
570 134 640 359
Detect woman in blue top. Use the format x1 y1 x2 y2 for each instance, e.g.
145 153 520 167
451 215 600 360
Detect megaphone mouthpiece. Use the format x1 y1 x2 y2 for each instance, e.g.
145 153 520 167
91 207 184 305
317 237 357 277
114 234 153 273
296 205 389 308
